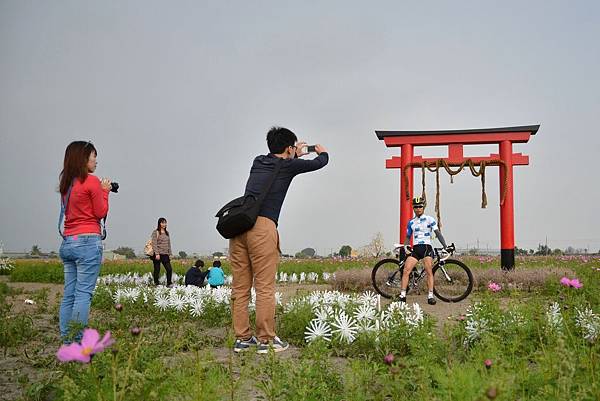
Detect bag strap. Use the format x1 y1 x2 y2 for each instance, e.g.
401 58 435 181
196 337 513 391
58 183 73 239
256 158 283 204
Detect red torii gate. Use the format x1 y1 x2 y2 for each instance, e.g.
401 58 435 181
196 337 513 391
376 125 539 270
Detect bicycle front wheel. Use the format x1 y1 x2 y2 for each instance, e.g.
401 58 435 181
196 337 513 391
371 258 404 299
433 259 473 302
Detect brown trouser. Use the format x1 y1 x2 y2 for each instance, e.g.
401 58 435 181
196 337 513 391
229 216 280 343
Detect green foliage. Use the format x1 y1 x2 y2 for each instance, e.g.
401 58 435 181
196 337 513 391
339 245 352 257
113 246 136 259
4 256 600 400
178 250 187 258
30 244 42 256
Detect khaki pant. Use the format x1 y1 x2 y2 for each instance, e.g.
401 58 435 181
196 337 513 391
229 216 280 343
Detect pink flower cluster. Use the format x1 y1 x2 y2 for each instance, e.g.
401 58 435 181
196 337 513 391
57 328 114 363
487 282 502 292
560 277 583 289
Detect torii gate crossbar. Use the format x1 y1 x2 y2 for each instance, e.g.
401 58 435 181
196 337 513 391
376 125 539 270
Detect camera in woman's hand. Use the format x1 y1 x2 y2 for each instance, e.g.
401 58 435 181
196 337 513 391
110 182 119 193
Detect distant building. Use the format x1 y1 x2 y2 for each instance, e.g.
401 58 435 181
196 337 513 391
103 251 126 261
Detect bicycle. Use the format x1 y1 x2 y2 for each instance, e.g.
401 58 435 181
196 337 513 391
371 243 473 302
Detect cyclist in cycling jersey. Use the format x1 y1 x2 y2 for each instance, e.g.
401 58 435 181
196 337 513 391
400 196 448 305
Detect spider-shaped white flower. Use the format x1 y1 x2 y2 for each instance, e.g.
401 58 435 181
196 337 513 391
189 299 205 317
314 306 334 322
279 272 288 283
358 291 379 308
169 293 187 312
275 292 282 306
354 303 376 322
357 318 376 333
289 273 298 283
304 319 332 343
299 272 306 283
308 272 318 283
322 272 331 282
123 287 140 302
153 293 170 311
331 311 358 344
112 288 125 304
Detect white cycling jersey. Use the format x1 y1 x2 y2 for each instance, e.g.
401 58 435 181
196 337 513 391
406 214 438 246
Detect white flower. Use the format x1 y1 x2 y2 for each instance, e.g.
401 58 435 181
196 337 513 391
354 303 376 322
464 317 489 345
289 273 298 283
189 299 205 317
331 311 358 344
275 292 282 306
308 272 318 283
546 302 563 334
153 293 170 311
314 306 333 322
575 307 600 343
304 319 332 343
299 272 306 283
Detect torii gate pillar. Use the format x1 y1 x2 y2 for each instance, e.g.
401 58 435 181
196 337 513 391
376 125 539 270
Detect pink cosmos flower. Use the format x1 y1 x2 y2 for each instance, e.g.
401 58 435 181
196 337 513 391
384 353 395 365
560 277 571 287
569 278 583 289
484 359 492 369
56 328 114 363
488 282 501 292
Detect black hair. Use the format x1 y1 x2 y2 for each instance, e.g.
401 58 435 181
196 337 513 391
212 260 222 268
156 217 169 236
266 126 297 154
194 259 204 268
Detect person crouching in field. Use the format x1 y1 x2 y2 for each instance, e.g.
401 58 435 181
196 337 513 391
207 260 225 289
185 259 208 287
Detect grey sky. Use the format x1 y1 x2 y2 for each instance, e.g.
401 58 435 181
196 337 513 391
1 0 599 256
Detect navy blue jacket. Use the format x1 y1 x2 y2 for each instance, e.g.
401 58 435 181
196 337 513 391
244 152 329 225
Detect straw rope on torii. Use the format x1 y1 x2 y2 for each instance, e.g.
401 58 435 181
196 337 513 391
402 158 508 228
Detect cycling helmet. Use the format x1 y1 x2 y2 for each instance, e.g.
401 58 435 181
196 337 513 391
412 196 426 207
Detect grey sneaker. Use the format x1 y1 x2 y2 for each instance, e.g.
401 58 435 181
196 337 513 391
233 336 259 352
256 336 289 354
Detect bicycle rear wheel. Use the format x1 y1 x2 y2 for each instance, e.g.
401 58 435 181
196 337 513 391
432 259 473 302
371 258 404 299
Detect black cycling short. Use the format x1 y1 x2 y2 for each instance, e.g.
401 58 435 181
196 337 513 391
408 244 434 261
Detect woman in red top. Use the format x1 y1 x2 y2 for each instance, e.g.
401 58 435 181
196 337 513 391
58 141 111 341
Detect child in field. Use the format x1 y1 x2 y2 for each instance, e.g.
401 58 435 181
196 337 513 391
185 259 208 287
207 260 225 289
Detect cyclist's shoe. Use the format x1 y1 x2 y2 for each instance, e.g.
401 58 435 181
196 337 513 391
257 336 289 354
397 296 407 303
427 297 437 305
233 336 259 352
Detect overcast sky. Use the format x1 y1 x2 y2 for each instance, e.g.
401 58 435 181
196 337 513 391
1 0 599 256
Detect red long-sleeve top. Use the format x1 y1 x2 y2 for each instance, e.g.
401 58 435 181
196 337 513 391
63 175 110 236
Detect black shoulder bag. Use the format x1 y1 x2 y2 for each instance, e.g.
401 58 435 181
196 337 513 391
215 159 282 239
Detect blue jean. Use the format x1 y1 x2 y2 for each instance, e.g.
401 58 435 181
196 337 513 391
59 234 103 340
